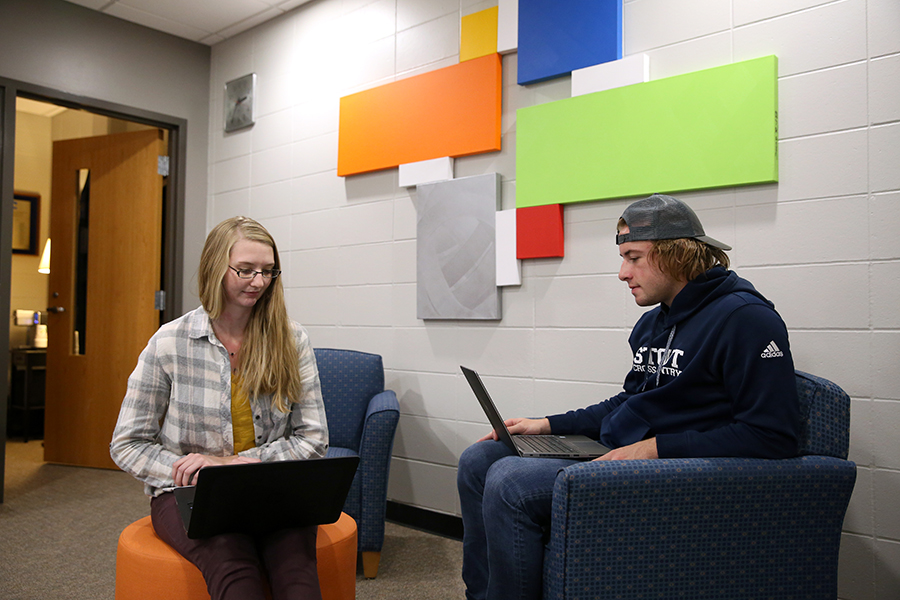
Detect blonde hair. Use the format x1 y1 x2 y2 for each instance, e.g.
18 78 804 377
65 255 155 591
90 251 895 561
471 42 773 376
617 218 730 282
198 217 300 413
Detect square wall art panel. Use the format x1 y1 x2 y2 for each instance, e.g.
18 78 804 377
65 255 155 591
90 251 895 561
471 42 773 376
518 0 622 85
417 173 502 320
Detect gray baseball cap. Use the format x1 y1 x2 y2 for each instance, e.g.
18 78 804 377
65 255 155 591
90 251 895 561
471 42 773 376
616 194 732 250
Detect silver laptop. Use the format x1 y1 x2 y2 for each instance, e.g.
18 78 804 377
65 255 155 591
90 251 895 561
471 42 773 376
461 366 611 460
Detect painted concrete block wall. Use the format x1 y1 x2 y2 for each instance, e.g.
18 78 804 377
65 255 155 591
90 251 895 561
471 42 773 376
207 1 899 598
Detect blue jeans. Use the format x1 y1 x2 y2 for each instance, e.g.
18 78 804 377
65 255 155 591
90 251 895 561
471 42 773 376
457 441 578 600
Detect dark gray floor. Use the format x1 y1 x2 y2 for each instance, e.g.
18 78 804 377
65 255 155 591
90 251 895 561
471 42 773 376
0 440 464 599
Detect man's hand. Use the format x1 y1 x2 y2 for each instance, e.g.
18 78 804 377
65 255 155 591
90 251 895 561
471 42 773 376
476 417 551 442
172 453 262 486
593 438 658 461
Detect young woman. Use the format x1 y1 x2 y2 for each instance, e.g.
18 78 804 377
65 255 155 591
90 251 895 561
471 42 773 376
110 216 328 600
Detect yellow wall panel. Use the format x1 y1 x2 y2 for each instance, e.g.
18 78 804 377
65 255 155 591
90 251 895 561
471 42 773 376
460 7 499 62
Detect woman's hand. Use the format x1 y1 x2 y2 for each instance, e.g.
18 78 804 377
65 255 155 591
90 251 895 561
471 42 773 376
172 453 261 486
476 417 551 442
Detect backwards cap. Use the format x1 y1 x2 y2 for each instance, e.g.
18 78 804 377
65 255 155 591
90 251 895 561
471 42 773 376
616 194 732 251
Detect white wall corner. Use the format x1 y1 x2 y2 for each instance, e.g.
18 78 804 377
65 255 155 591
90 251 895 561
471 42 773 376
571 53 650 97
398 156 455 188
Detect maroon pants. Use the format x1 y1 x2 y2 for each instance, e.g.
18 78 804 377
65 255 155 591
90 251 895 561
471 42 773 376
150 492 322 600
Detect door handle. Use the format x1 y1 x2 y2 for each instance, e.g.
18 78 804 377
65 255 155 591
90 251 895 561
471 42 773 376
47 306 66 313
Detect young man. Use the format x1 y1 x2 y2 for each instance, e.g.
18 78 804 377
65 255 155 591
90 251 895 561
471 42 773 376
457 194 801 600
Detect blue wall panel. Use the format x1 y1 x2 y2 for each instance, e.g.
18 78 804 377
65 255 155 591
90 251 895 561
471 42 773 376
518 0 622 85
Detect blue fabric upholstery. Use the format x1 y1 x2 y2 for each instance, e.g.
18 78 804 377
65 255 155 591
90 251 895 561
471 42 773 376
315 348 399 564
543 371 857 600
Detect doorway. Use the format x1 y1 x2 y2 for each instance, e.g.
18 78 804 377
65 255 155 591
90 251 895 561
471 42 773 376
0 79 187 501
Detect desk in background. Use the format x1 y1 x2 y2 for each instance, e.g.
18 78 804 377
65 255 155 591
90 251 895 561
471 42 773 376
9 347 46 442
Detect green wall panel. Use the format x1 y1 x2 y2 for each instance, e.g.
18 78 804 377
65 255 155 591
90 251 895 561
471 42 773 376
516 55 778 208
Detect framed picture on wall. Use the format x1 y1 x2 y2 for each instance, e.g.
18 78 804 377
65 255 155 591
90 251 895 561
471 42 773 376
12 191 40 255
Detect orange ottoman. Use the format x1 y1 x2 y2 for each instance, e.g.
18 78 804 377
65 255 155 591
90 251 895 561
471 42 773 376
115 513 357 600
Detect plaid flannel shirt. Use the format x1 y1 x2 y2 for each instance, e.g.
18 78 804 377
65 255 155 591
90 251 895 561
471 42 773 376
110 306 328 497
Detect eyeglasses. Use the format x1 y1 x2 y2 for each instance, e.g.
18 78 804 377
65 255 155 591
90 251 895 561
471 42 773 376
229 266 281 280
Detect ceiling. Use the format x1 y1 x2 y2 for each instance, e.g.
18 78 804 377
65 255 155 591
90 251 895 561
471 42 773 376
61 0 314 46
18 1 311 116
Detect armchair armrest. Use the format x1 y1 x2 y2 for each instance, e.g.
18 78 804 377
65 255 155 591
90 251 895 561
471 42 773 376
545 456 856 600
356 389 400 551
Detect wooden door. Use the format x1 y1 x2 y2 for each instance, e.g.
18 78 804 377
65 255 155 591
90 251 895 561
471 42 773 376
44 129 164 469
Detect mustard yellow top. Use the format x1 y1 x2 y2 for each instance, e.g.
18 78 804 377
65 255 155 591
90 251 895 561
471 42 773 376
231 372 256 453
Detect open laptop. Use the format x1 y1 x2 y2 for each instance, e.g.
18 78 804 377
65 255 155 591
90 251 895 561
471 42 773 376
461 366 611 460
173 455 359 539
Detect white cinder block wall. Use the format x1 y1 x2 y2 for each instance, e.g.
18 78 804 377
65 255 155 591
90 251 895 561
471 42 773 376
207 0 900 597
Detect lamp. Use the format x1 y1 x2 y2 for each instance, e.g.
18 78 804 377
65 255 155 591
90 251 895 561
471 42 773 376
38 238 50 274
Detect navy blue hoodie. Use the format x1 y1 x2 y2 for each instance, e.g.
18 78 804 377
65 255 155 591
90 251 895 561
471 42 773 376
546 267 800 459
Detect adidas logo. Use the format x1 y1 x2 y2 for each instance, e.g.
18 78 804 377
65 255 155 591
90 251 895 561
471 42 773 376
761 341 784 359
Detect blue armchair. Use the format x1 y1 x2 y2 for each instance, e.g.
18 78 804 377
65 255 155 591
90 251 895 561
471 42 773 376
315 348 399 579
544 371 857 599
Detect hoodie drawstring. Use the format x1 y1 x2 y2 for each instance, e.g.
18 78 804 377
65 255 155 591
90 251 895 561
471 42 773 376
639 324 677 392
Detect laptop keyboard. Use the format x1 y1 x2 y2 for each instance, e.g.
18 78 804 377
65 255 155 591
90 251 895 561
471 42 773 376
517 435 576 454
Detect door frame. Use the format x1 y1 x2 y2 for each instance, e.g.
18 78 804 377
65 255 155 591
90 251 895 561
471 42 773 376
0 75 188 502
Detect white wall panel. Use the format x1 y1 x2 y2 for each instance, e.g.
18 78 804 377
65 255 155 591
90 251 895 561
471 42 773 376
250 180 293 220
291 208 340 250
291 172 346 212
868 0 900 58
870 123 900 193
387 458 459 515
292 132 339 178
624 0 730 54
394 414 461 465
252 109 294 153
733 0 836 26
789 331 871 398
839 534 875 600
337 243 395 285
735 197 869 266
733 0 867 76
776 131 868 201
843 466 874 535
740 263 869 330
869 192 900 260
211 189 251 225
534 329 633 384
871 262 900 329
213 154 251 194
872 401 900 469
396 12 459 73
392 370 459 420
390 283 420 328
533 275 625 329
339 284 395 326
849 398 875 466
251 145 292 187
871 332 900 401
397 0 459 32
869 55 900 125
640 32 732 81
293 98 340 141
874 538 900 599
778 63 867 138
290 248 339 288
337 201 395 246
214 127 253 162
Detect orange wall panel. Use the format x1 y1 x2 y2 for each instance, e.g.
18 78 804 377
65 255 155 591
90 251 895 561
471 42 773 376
338 53 502 177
